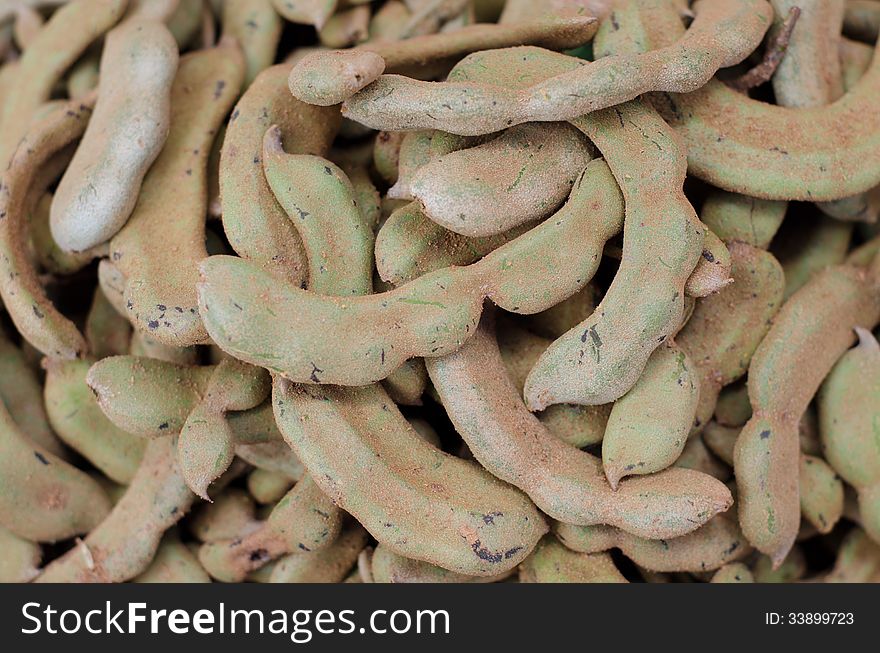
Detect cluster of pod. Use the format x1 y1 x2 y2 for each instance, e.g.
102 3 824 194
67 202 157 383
0 0 879 584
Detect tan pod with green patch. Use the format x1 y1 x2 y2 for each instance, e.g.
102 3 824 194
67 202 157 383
221 0 281 86
519 537 627 583
269 521 368 583
711 562 754 583
134 530 211 583
370 544 510 583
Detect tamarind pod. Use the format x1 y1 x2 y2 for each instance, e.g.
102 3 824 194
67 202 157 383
601 341 699 487
124 0 181 22
85 286 131 359
382 359 427 406
387 130 435 201
843 0 880 43
700 190 787 250
134 531 211 583
0 525 41 583
429 316 732 539
715 382 752 428
555 511 750 573
368 0 409 42
64 50 101 102
226 401 285 445
222 0 281 87
683 229 733 298
776 214 854 300
840 36 874 90
247 468 295 504
167 0 205 48
398 0 469 38
711 562 754 583
339 0 771 135
199 159 622 384
410 123 591 237
752 546 807 583
0 98 94 359
189 488 257 543
262 126 374 296
199 475 343 582
236 439 304 478
13 4 45 51
110 41 244 348
177 357 270 499
270 522 368 583
271 0 337 29
819 327 880 543
0 0 125 167
28 189 98 278
823 528 880 582
220 63 340 286
87 356 215 438
524 284 597 340
43 358 146 485
129 330 199 365
798 454 844 535
0 397 110 542
371 544 509 583
676 435 730 482
735 262 880 565
274 379 547 575
50 20 178 253
97 259 128 316
677 242 785 433
36 437 195 582
374 200 527 285
0 1 71 24
497 316 610 448
0 330 64 456
319 5 370 48
373 130 405 185
520 537 627 583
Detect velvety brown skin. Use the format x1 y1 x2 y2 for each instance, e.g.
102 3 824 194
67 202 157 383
428 315 733 540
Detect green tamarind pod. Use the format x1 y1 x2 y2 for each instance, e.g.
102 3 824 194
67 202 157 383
839 36 874 90
843 0 880 42
678 242 786 433
274 380 547 575
519 537 627 583
375 201 534 286
85 286 132 359
199 475 343 582
246 468 295 504
675 435 731 482
823 528 880 583
0 0 126 167
222 0 281 86
555 511 750 573
262 126 374 296
429 317 732 539
50 19 179 253
271 0 337 28
0 331 65 456
44 358 145 484
373 130 404 185
371 544 510 583
525 285 597 340
752 546 807 583
97 259 130 316
735 261 880 566
0 525 41 583
177 358 271 499
0 398 110 542
382 359 427 406
0 97 94 359
819 328 880 543
13 5 45 51
711 562 754 583
134 531 211 583
220 63 341 286
684 228 733 298
338 0 771 134
129 330 199 365
368 0 410 42
190 488 257 542
37 437 195 582
237 439 304 479
319 5 370 48
226 401 286 445
701 191 787 250
270 522 368 583
715 382 752 427
798 454 844 535
409 122 591 237
774 213 853 300
29 191 97 275
601 340 700 488
496 318 611 449
199 158 623 385
110 41 245 347
399 0 470 38
387 130 435 200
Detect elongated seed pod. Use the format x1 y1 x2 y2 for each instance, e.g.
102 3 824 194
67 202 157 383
274 380 547 575
428 317 732 539
51 20 179 253
36 437 195 582
715 382 752 428
798 454 844 535
822 528 880 583
711 562 754 583
110 41 245 347
189 488 257 542
271 0 337 28
0 0 126 167
819 328 880 543
388 130 435 201
270 522 368 583
0 398 110 542
237 439 303 478
0 525 41 583
199 158 623 385
85 286 132 359
133 531 211 583
410 122 591 237
222 0 281 86
601 340 699 488
735 261 880 565
675 434 731 482
700 190 787 250
555 511 750 573
370 544 510 583
775 213 853 300
220 63 341 286
520 537 627 583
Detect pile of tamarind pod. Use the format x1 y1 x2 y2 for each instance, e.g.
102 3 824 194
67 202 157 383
0 0 879 585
